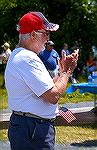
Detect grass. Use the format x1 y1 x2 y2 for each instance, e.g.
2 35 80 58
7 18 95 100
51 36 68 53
0 73 8 109
0 130 8 141
0 88 8 109
55 124 97 144
0 125 97 144
58 75 94 105
59 91 94 105
0 73 97 144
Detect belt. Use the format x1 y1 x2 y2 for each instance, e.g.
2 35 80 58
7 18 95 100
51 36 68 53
13 111 55 122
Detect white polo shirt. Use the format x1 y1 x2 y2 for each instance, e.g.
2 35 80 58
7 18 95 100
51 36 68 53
5 47 58 119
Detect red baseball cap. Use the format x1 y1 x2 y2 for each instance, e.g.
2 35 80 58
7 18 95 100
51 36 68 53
17 12 59 34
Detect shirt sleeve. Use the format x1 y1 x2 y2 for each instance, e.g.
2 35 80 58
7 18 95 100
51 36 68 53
17 54 54 97
53 50 60 58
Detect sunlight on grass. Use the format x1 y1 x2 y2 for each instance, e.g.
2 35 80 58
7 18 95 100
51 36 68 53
55 125 97 144
0 73 8 109
1 125 97 143
59 91 94 105
0 87 8 109
0 129 8 141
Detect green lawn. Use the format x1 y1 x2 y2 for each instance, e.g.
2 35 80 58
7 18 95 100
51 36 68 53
55 124 97 144
0 74 8 109
0 88 8 109
0 124 97 144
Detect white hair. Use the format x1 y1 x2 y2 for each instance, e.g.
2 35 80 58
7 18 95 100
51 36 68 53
19 33 31 41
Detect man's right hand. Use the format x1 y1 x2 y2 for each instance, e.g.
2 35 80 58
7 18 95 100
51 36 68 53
58 49 79 76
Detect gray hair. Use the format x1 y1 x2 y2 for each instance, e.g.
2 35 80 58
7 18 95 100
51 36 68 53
19 33 31 41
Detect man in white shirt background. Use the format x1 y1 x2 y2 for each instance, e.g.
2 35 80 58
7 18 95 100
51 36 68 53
0 42 11 87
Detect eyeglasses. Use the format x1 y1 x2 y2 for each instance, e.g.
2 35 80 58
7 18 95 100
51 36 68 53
36 30 50 36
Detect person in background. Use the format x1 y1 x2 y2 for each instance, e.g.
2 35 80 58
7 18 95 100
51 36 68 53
86 54 97 75
38 40 59 78
5 11 78 150
0 42 11 87
0 46 3 64
1 42 11 64
61 43 70 56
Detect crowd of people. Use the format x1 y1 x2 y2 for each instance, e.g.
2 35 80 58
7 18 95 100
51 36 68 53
1 40 96 89
0 39 79 88
38 41 80 83
0 40 97 88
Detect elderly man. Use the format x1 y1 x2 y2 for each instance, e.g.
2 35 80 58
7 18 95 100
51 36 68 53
5 12 79 150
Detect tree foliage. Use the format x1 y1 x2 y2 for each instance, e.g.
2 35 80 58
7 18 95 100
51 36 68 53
0 0 97 62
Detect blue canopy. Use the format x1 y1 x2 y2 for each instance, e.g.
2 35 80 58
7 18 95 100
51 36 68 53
66 83 97 94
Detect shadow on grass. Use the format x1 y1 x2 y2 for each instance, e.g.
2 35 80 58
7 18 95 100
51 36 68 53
69 122 97 129
63 122 97 129
71 140 97 147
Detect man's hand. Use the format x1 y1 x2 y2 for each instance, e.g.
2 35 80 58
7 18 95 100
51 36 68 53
58 49 79 76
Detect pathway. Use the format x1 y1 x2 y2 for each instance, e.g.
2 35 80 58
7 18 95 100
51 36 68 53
0 141 97 150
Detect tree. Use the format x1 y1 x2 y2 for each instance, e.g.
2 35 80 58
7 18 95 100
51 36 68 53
0 0 47 48
0 0 97 62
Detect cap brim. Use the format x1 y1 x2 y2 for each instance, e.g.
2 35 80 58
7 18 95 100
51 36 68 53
31 12 59 31
47 41 55 45
45 23 59 31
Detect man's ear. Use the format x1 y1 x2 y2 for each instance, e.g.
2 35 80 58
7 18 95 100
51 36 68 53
30 31 36 40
